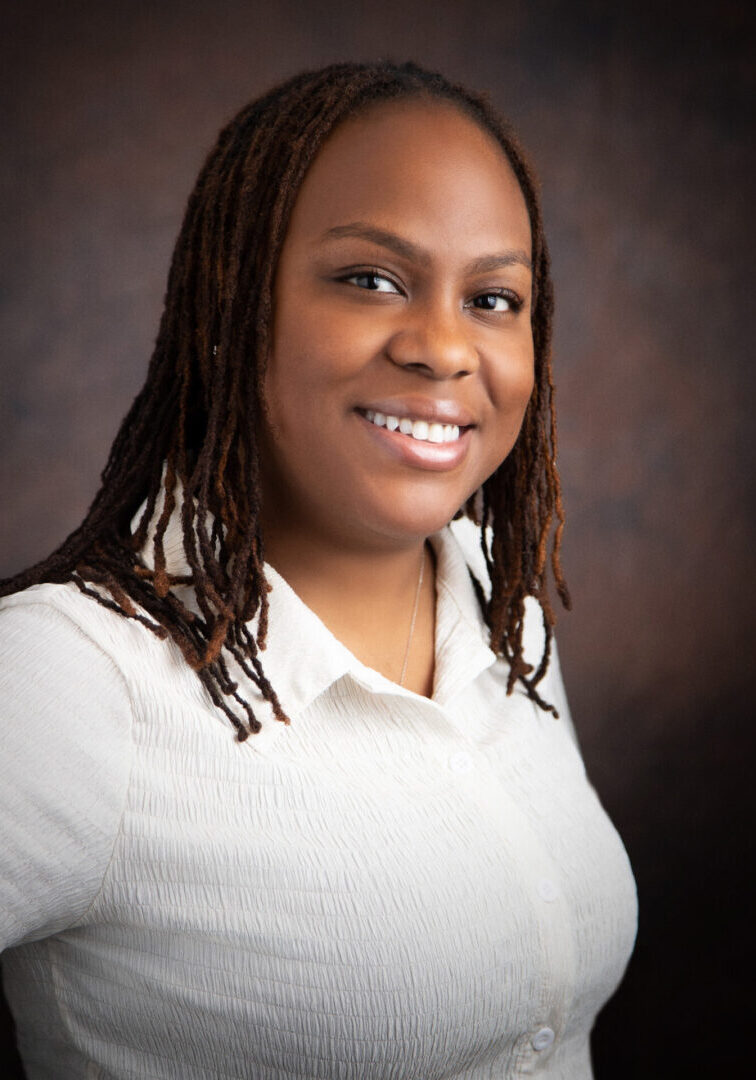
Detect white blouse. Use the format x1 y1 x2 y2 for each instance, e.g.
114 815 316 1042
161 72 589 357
0 516 637 1079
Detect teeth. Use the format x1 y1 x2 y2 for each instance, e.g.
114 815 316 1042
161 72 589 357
363 410 463 442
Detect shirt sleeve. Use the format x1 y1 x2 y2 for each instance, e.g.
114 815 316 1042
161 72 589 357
0 597 133 950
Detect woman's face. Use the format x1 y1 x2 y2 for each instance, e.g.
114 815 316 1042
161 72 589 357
261 97 534 551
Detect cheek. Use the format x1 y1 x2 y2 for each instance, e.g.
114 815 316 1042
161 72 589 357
495 345 536 417
483 348 535 463
269 300 374 411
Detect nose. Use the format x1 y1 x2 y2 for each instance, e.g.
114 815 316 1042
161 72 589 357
386 300 479 379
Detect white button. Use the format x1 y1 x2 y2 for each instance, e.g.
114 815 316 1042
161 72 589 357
448 751 474 774
537 878 559 902
532 1026 555 1051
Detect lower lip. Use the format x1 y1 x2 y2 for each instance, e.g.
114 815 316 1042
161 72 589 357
355 411 473 471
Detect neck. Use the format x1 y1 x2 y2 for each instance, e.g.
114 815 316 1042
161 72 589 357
262 522 431 628
260 518 437 697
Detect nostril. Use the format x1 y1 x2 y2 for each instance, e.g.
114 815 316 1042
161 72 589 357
397 360 472 380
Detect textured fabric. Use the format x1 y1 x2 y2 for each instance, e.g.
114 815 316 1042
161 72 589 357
0 517 637 1079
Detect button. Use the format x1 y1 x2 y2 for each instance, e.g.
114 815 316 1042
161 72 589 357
537 878 558 902
448 751 473 774
532 1027 555 1051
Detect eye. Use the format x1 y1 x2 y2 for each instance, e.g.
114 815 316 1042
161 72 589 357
341 271 402 294
468 290 522 314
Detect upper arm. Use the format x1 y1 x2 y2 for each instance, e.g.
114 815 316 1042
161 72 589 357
0 597 133 949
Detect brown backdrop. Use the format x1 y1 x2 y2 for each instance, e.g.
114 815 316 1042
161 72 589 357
1 1 753 1075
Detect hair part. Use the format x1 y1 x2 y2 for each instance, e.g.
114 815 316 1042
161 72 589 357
1 59 570 739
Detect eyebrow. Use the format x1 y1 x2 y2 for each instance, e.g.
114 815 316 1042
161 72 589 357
319 222 532 274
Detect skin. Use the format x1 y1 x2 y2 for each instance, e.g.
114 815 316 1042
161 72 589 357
259 98 534 696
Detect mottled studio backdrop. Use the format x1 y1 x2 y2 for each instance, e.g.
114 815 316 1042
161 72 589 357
1 0 753 1076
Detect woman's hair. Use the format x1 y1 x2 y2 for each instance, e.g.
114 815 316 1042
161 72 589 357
1 60 570 739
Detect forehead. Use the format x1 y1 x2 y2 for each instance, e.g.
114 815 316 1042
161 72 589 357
283 97 531 258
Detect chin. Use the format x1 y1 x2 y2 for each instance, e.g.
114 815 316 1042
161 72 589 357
360 493 470 545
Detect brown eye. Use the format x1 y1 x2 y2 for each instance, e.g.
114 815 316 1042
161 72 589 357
470 291 520 313
343 271 401 294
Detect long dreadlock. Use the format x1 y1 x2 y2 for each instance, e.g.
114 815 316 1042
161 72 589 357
1 60 570 739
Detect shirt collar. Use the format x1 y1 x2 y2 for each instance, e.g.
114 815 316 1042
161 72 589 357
255 522 498 722
132 489 498 730
429 520 499 706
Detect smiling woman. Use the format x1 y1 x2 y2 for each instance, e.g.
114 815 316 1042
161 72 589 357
260 99 538 698
0 61 637 1080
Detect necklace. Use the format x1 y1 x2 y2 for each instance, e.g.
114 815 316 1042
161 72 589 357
398 544 426 687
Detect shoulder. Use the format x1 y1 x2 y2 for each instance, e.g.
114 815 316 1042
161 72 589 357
0 583 135 947
0 579 136 765
2 578 127 644
1 580 133 695
1 579 173 686
0 580 141 765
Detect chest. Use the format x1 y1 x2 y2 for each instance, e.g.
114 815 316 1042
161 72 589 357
59 677 637 1078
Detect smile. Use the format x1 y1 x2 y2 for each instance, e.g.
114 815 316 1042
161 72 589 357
355 407 473 472
363 410 462 443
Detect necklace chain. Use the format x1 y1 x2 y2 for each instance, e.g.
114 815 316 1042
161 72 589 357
398 545 426 687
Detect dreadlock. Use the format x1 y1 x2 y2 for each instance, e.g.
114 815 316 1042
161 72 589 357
1 60 570 739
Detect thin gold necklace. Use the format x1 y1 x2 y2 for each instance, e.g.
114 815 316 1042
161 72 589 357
398 544 426 687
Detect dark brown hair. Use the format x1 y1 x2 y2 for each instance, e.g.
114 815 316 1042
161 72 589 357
1 60 570 739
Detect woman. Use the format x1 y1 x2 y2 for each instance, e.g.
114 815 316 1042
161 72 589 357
0 61 637 1079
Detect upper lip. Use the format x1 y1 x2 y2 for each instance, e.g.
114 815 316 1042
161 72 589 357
356 397 477 427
